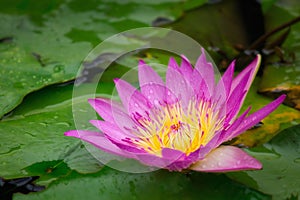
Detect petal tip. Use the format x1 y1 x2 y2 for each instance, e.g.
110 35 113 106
180 54 189 62
87 98 96 105
64 130 78 137
168 57 179 69
138 59 146 66
250 54 262 75
89 119 98 124
113 78 120 84
251 160 263 170
278 94 287 101
256 53 262 61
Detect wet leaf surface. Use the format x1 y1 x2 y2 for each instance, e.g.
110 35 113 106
0 0 205 118
0 83 106 179
228 124 300 200
14 167 270 200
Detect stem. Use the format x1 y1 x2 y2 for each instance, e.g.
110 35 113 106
248 16 300 50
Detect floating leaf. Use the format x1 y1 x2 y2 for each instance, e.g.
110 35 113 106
0 84 106 179
0 0 205 118
23 161 71 186
228 124 300 200
14 168 270 200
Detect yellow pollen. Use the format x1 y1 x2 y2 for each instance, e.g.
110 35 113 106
131 100 224 157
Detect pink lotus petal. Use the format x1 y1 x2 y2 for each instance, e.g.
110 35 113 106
114 78 152 118
96 97 125 111
89 98 137 132
64 130 134 158
112 108 137 132
233 94 286 136
217 107 252 145
168 57 179 69
166 64 194 108
195 48 215 94
191 69 210 99
112 142 147 154
138 60 177 105
89 120 137 141
89 120 147 154
226 70 252 121
179 55 193 80
224 55 260 122
138 60 163 82
88 98 123 123
231 55 261 97
165 149 200 171
136 153 170 168
162 148 184 161
190 145 262 172
197 129 223 159
135 150 195 171
215 60 235 99
65 130 102 137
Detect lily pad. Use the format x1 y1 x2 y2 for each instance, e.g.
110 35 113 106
14 167 270 200
0 0 205 118
0 83 106 180
228 124 300 200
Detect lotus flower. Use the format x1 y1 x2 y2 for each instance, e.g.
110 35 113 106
65 49 286 172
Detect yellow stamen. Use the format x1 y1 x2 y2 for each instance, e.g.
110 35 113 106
131 99 225 157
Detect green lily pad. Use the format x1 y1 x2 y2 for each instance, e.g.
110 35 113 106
0 0 205 118
228 124 300 200
14 167 270 200
0 83 107 180
23 160 71 186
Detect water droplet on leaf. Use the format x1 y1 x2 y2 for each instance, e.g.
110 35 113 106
53 65 65 73
55 122 71 127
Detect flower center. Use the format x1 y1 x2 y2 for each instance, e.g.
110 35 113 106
128 99 224 156
170 121 181 132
